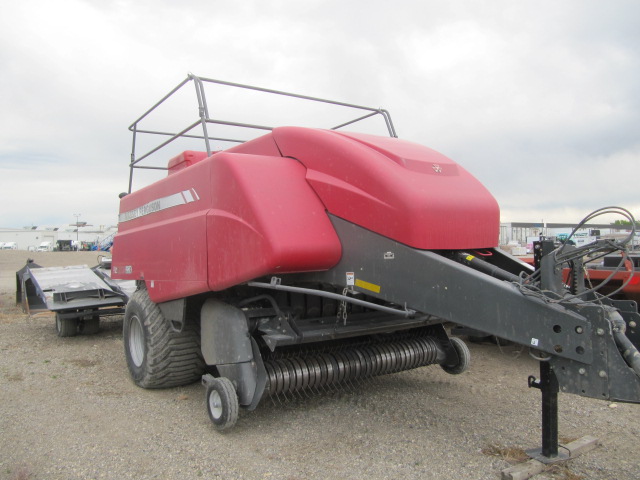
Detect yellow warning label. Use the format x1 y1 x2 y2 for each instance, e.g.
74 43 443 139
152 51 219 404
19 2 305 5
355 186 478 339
465 255 475 262
355 279 381 293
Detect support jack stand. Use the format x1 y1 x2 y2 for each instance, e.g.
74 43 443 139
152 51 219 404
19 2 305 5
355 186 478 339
500 362 599 480
526 362 570 463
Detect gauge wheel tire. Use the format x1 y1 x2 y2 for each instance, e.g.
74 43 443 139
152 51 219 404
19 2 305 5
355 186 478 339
206 377 239 431
79 317 100 335
55 314 78 337
123 287 205 389
440 337 471 375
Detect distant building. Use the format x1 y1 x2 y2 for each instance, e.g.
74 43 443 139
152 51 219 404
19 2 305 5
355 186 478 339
0 224 117 251
499 222 636 248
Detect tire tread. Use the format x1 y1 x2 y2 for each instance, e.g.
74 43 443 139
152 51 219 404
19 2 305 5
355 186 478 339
125 288 205 389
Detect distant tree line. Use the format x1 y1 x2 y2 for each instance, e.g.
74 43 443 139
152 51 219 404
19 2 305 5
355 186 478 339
611 219 640 228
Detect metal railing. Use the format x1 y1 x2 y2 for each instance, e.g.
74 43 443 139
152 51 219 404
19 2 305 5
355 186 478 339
127 73 397 192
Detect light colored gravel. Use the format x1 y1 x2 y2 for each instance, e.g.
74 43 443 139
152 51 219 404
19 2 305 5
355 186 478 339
1 250 639 480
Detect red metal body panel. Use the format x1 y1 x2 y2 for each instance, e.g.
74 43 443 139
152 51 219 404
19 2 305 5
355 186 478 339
167 150 210 175
205 153 342 291
225 133 282 157
113 126 501 302
271 127 500 250
113 160 213 301
113 150 341 302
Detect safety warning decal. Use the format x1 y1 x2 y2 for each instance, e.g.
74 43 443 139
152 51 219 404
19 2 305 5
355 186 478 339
346 272 355 286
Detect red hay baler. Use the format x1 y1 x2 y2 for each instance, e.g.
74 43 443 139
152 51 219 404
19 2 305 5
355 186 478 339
112 75 640 461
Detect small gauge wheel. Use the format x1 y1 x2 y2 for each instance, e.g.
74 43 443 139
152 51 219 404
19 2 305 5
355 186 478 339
441 337 471 375
205 377 239 431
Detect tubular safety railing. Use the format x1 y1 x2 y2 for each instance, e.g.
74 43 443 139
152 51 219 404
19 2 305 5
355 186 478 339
127 74 397 193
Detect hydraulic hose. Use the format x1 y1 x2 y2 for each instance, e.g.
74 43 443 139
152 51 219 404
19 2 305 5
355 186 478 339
609 311 640 377
456 252 521 283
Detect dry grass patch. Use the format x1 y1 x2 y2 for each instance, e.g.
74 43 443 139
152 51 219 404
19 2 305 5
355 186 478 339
481 444 529 464
482 443 586 480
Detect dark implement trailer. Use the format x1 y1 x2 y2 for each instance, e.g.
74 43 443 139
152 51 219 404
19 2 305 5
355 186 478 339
16 258 136 336
111 74 640 464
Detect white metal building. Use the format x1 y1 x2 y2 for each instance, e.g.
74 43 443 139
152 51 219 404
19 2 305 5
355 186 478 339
0 224 117 251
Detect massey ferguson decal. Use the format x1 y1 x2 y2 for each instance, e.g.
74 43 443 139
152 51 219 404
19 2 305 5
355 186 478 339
119 189 200 223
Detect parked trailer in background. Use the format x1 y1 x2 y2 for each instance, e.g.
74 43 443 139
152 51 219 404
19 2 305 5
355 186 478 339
16 258 136 336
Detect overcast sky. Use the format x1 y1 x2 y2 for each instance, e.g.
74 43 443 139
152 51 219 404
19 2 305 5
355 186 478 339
1 1 638 229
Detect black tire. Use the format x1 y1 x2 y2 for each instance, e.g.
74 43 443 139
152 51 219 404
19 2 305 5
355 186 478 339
440 337 471 375
79 317 100 335
123 287 205 388
206 377 239 431
55 314 78 337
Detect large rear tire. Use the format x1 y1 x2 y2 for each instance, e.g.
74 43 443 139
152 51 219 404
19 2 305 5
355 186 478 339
123 287 205 388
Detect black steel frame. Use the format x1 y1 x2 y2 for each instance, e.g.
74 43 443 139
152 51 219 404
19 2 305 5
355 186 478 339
255 215 640 462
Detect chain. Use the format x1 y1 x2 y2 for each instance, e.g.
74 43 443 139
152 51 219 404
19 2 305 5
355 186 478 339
336 287 349 325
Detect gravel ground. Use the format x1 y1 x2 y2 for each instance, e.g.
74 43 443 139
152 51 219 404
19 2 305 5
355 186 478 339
1 250 639 480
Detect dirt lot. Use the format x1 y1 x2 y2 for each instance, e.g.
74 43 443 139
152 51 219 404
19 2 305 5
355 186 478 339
1 250 639 480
